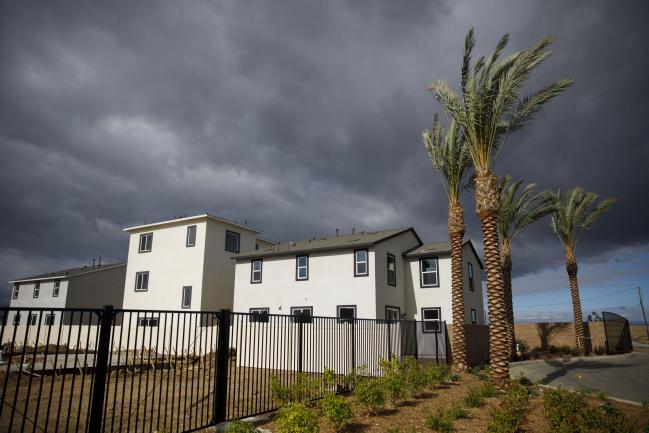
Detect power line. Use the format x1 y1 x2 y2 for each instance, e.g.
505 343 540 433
514 287 636 308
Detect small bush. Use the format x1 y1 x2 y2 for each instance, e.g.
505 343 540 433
276 403 319 433
445 404 468 421
486 383 529 433
596 390 608 401
425 364 452 387
447 373 460 383
425 410 453 433
515 339 529 353
353 378 386 415
478 382 497 398
401 357 428 397
319 393 354 432
379 358 407 404
469 365 490 381
463 387 484 408
226 421 257 433
271 373 320 406
641 400 649 412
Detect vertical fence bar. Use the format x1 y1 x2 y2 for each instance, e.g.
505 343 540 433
213 310 231 424
298 319 304 373
88 305 114 433
350 319 356 371
387 320 392 361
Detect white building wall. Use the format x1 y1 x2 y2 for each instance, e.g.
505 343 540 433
407 255 453 323
462 243 485 325
233 249 377 318
8 280 69 325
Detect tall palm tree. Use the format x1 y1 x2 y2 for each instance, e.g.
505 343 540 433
423 114 473 372
427 28 574 385
497 177 555 360
550 188 614 351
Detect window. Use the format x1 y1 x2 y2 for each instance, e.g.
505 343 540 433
470 308 477 324
296 255 308 280
468 262 474 291
419 257 439 287
250 308 270 323
53 280 60 297
138 317 159 327
291 306 313 324
28 314 38 326
139 232 153 253
181 286 192 309
12 284 19 299
225 230 240 253
13 313 21 326
421 308 441 333
255 243 259 251
385 306 400 322
135 271 149 292
251 259 262 283
387 253 396 286
33 282 40 298
354 249 368 277
45 314 55 326
186 225 197 247
337 305 356 323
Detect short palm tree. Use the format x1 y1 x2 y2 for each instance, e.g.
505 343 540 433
427 28 574 385
423 114 473 372
498 177 555 359
550 188 614 351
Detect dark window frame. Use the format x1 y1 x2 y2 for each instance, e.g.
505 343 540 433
470 308 477 324
336 305 357 323
53 280 60 297
45 314 55 326
139 232 153 253
138 316 159 327
225 230 241 253
33 282 40 298
28 314 38 326
249 307 270 323
290 306 313 324
295 255 309 281
181 286 192 309
419 257 440 288
354 249 369 277
13 313 21 325
250 259 263 284
186 225 197 247
387 253 397 286
135 271 149 292
421 307 441 334
468 262 475 291
385 305 401 322
12 284 19 299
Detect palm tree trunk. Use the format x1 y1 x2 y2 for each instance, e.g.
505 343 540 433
500 240 516 360
565 246 585 351
449 203 468 372
476 172 509 387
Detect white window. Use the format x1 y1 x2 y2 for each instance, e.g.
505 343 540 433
251 259 262 283
186 225 197 247
296 255 308 280
385 306 400 322
225 230 240 253
387 253 396 286
250 308 270 323
470 308 477 324
12 284 19 299
135 271 149 292
354 249 368 277
468 262 475 291
337 305 356 323
13 313 21 325
181 286 192 309
420 257 439 287
53 280 60 297
33 282 40 298
421 308 441 333
28 314 38 326
45 314 55 326
139 232 153 253
291 306 313 324
138 317 159 327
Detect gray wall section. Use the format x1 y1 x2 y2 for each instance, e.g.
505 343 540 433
64 265 127 309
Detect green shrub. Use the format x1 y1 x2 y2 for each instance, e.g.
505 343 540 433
425 364 452 387
641 400 649 412
486 382 529 433
319 393 354 431
447 373 460 383
425 410 454 433
271 373 320 406
463 386 484 408
226 421 257 433
276 403 319 433
353 378 386 415
445 404 468 421
478 382 497 398
379 358 407 404
596 390 608 401
401 357 428 397
469 365 490 381
542 387 614 433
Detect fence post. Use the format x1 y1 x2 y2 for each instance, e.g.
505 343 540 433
298 319 304 373
87 305 114 433
213 309 231 424
387 320 392 361
413 320 419 360
350 319 356 371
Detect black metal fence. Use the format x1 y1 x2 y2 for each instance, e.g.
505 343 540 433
0 307 448 433
602 311 633 355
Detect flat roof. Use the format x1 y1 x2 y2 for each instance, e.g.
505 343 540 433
9 262 126 284
123 213 262 233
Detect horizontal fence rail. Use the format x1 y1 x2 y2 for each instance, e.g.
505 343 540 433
0 307 448 432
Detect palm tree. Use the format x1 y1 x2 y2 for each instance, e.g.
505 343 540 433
423 114 473 372
550 188 614 351
497 177 555 360
427 29 574 385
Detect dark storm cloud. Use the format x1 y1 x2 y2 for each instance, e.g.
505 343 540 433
1 0 648 304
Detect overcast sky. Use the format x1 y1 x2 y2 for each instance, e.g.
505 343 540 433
1 0 648 320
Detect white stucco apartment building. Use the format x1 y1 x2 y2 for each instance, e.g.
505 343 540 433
122 214 275 314
232 227 484 330
6 262 126 326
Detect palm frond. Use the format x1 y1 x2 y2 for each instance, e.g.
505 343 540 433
497 176 555 241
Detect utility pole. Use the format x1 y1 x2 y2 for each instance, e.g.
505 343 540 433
639 286 649 340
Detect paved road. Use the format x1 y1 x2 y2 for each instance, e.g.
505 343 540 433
510 349 649 403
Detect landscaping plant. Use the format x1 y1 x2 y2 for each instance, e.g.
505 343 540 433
276 403 320 433
486 382 529 433
319 393 354 432
353 377 386 415
379 358 407 404
271 373 320 406
226 421 258 433
425 409 454 433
